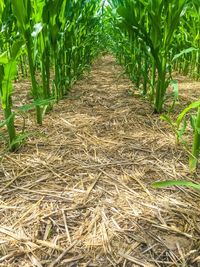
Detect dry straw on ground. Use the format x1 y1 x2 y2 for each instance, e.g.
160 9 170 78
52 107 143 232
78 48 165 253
0 55 200 266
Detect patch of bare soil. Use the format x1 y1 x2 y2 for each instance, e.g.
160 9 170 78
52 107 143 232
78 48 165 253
0 55 200 266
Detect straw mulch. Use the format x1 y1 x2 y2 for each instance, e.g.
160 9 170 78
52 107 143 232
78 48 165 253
0 55 200 267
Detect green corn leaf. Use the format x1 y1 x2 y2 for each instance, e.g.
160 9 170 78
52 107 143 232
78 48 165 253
31 0 45 22
196 127 200 135
190 115 196 131
152 180 200 190
33 98 55 107
0 120 6 128
160 114 174 126
11 0 32 31
176 101 200 127
9 132 31 148
11 0 27 32
0 0 4 20
0 113 15 128
172 47 198 61
19 98 55 112
10 39 24 60
0 52 8 64
189 106 200 172
117 6 130 21
1 60 17 109
177 117 187 139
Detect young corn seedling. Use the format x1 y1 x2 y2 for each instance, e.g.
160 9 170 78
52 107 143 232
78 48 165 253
161 100 200 172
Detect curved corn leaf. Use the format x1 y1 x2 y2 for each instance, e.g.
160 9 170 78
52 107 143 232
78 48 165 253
19 98 55 112
172 47 198 61
176 101 200 127
152 180 200 190
177 117 187 139
190 115 197 131
10 39 24 60
1 60 17 109
11 0 31 33
160 114 174 126
0 113 15 128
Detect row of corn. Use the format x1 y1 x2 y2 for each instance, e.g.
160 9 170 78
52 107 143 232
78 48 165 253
0 0 103 151
105 0 200 171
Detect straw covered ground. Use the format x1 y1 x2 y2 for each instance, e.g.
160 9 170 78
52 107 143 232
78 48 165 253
1 55 200 267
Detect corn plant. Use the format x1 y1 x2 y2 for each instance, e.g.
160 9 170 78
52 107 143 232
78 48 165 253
177 102 200 172
161 100 200 171
11 0 43 124
0 40 24 151
190 107 200 171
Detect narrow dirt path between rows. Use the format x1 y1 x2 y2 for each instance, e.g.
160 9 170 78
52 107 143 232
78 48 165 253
0 55 200 267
